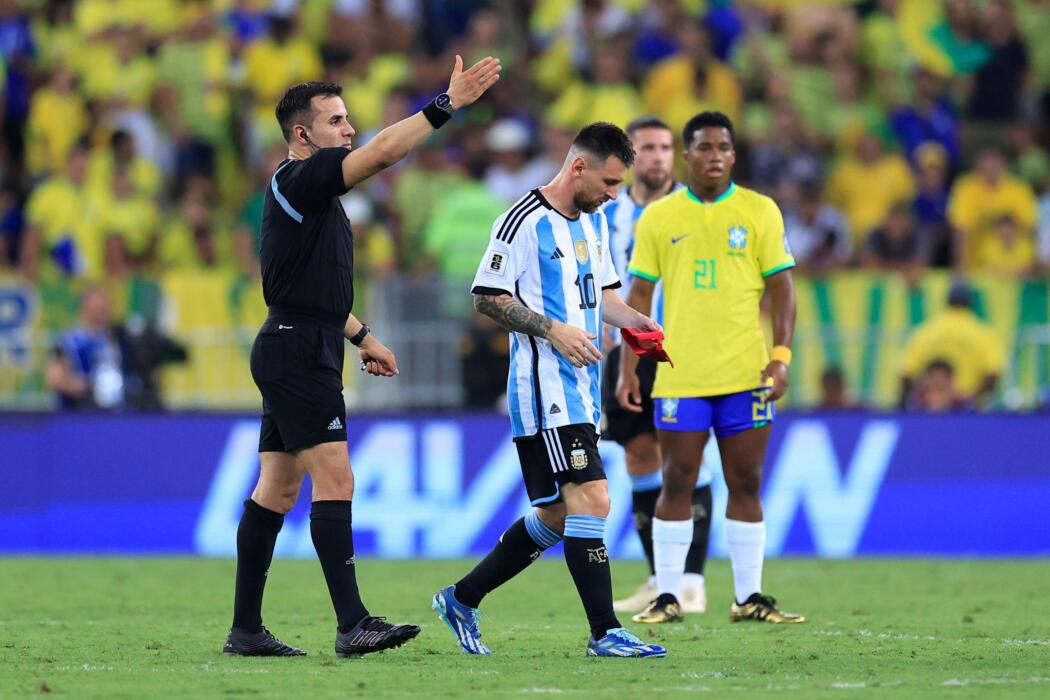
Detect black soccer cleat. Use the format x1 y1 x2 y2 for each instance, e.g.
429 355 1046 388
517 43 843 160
223 626 307 656
335 616 421 657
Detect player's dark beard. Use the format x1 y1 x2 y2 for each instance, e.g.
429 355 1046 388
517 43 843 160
638 171 670 192
573 191 602 213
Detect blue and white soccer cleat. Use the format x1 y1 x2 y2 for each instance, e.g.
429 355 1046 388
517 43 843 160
432 585 493 655
587 627 667 658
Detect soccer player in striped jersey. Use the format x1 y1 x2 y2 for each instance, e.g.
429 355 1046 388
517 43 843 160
602 117 713 615
621 111 805 625
432 122 667 658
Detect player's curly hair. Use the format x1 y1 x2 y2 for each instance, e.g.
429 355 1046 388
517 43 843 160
276 82 343 142
682 111 735 149
571 122 636 168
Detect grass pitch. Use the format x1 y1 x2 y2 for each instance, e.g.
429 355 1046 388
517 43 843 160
1 558 1048 698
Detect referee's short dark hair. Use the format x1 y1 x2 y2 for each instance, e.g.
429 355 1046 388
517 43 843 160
626 116 672 137
276 82 343 142
572 122 635 168
682 111 735 149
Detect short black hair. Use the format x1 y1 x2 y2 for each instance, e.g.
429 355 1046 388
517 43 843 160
682 111 734 148
626 116 671 137
275 81 343 142
571 122 635 168
925 358 955 376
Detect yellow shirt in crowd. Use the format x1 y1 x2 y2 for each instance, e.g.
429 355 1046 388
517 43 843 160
827 153 915 243
901 308 1005 398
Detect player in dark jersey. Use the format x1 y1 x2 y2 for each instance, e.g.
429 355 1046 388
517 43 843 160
223 55 501 658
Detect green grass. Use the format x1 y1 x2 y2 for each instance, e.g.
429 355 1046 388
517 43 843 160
1 558 1048 698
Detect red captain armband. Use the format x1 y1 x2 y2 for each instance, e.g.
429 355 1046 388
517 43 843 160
621 328 674 368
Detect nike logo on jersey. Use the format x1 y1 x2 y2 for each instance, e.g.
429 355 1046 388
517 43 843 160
550 247 565 260
671 235 690 245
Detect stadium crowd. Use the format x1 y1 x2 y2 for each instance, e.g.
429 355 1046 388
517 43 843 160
1 0 1047 412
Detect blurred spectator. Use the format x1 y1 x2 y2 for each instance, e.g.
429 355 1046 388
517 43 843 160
0 181 22 267
233 144 288 278
97 168 161 279
947 147 1038 270
1038 179 1050 274
817 365 861 411
967 0 1027 123
826 133 915 249
459 313 509 410
157 183 236 272
46 285 126 410
549 41 643 130
900 282 1004 410
930 0 990 76
483 118 546 203
86 130 162 202
633 0 693 68
19 142 100 281
861 204 927 281
422 168 508 317
746 101 823 198
0 0 36 169
974 214 1035 278
782 180 851 274
889 67 959 168
911 359 970 413
26 67 87 178
1007 122 1050 189
392 141 465 270
912 142 953 267
643 20 742 127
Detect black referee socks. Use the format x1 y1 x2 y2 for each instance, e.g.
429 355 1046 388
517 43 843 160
563 515 620 640
310 500 369 632
232 498 284 632
454 511 562 608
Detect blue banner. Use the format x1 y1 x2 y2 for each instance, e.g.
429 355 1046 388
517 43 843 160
0 413 1047 557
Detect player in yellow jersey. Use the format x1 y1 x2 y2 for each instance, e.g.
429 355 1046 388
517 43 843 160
617 112 805 625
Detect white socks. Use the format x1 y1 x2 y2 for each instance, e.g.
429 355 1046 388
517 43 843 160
652 518 692 596
681 572 705 594
726 519 765 603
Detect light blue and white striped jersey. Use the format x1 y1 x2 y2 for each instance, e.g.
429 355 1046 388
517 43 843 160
601 182 682 332
472 189 620 438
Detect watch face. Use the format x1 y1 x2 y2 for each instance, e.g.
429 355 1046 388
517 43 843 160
435 93 453 112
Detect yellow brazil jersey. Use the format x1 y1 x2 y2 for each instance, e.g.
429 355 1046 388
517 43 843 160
628 183 795 398
901 308 1004 398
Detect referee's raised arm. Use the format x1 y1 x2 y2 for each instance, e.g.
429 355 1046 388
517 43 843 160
339 55 500 187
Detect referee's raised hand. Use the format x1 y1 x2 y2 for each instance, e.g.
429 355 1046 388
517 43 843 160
447 55 502 109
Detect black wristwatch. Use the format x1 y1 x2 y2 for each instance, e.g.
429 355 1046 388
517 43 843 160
434 93 455 115
349 324 370 346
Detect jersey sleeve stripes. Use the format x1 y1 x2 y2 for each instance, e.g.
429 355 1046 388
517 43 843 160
472 189 618 438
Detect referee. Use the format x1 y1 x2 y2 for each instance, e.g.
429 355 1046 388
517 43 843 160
223 55 501 658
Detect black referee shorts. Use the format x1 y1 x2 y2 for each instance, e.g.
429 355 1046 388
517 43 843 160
515 424 606 506
601 344 657 447
250 318 348 453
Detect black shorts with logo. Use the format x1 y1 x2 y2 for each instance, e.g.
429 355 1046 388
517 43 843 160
515 423 607 506
601 344 657 446
250 317 348 452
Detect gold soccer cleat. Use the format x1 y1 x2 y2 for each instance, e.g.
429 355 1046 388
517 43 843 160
613 580 658 613
729 593 806 624
631 594 685 624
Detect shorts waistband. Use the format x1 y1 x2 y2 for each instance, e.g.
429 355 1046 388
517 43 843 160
266 305 345 331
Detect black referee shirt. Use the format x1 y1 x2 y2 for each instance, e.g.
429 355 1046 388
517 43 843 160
260 147 355 327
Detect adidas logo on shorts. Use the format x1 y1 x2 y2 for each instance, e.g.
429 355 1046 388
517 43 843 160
328 417 343 431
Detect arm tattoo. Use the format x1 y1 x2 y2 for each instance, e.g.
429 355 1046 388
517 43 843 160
474 295 552 338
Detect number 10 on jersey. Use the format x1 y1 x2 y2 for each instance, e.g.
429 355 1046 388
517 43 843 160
575 273 597 309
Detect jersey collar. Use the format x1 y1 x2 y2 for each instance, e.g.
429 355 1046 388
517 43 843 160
686 180 736 205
